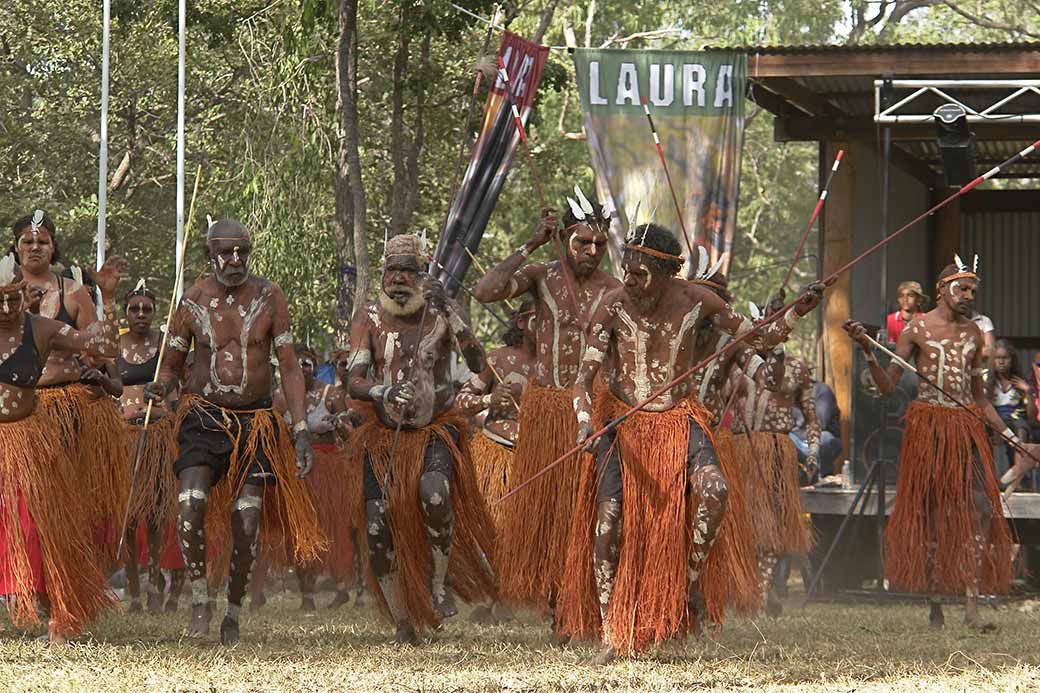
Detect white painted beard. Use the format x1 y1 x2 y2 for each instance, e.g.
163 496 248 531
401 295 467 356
379 288 424 317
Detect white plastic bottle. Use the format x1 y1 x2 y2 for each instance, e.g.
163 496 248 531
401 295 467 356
841 460 853 489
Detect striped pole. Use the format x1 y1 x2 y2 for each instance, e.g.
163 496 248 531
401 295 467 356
497 137 1040 504
639 97 696 267
777 149 844 296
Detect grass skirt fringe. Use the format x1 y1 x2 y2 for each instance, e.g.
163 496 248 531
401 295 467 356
886 401 1012 595
497 385 580 606
174 394 327 583
124 416 178 529
706 427 762 617
732 431 811 555
0 412 116 636
348 413 496 633
37 385 130 553
558 393 748 654
298 443 355 582
471 431 513 529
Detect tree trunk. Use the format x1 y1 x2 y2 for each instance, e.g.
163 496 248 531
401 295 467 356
334 0 370 343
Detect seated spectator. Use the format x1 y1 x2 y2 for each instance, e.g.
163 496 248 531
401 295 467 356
886 281 928 344
790 376 843 479
987 340 1036 479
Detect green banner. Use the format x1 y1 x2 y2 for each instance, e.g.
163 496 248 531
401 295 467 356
573 49 746 274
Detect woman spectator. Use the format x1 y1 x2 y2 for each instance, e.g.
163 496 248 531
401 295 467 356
987 340 1036 480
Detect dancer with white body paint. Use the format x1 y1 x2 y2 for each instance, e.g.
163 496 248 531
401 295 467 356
346 232 496 644
144 218 323 646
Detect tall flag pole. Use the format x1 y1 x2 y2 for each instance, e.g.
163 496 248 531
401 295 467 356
95 0 111 316
175 0 187 302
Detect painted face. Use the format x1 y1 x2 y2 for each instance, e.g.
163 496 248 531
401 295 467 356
334 352 353 383
943 276 977 317
897 288 920 313
993 347 1011 375
126 295 155 333
567 223 609 276
381 255 423 309
16 228 54 273
208 238 252 287
621 254 655 301
298 353 317 380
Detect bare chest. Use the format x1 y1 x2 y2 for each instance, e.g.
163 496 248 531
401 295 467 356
183 292 273 351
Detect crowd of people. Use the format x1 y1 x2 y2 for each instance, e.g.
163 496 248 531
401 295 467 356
0 198 1031 662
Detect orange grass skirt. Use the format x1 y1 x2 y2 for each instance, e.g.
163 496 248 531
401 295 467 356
349 413 497 632
0 411 115 636
732 431 811 555
174 394 327 584
557 394 758 654
497 384 580 606
124 416 178 529
471 431 513 529
886 401 1012 595
37 385 129 543
286 443 357 582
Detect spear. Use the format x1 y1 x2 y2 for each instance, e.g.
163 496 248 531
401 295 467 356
116 165 202 558
429 258 512 331
459 242 516 310
496 138 1040 505
639 97 695 266
496 57 584 326
776 149 844 298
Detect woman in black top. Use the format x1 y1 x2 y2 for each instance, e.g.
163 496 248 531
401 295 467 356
117 280 185 615
0 253 122 643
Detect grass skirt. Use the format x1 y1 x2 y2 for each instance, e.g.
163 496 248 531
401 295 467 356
497 385 580 606
0 411 116 636
174 394 327 580
124 416 178 529
348 412 496 632
471 431 513 529
296 443 356 582
557 393 756 654
886 401 1012 595
732 431 811 555
37 384 129 561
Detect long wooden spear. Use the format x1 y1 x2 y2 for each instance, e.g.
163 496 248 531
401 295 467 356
116 165 202 558
497 138 1040 504
639 96 696 264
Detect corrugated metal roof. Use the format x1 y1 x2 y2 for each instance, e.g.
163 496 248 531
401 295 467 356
736 41 1040 55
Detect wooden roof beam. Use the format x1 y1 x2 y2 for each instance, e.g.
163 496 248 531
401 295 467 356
753 76 838 117
775 115 1040 142
748 48 1040 79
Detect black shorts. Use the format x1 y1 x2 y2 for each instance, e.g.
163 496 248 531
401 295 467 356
595 417 718 502
363 425 458 501
173 399 278 486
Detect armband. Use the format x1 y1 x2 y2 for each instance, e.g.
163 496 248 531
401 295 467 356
274 332 294 349
576 410 592 425
169 336 190 353
292 420 308 435
368 385 387 403
783 308 800 329
517 244 531 259
1002 428 1021 446
352 348 371 367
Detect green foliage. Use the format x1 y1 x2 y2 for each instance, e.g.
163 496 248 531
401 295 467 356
0 0 1030 358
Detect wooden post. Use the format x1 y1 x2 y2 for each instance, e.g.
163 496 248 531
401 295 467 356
821 140 854 454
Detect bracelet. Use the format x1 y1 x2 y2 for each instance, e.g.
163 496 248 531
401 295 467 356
1003 428 1021 446
292 420 308 435
783 308 800 329
517 244 532 259
368 385 387 402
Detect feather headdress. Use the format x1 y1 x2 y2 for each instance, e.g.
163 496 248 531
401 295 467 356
565 184 612 227
0 253 24 292
945 253 981 284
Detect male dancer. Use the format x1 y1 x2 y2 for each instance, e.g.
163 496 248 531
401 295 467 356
347 233 496 643
557 224 822 662
473 188 621 612
145 219 323 645
845 257 1031 628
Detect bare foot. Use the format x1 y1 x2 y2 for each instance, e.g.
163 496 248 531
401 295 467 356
929 601 945 629
433 590 457 619
590 645 616 666
146 591 163 616
47 621 67 646
327 590 351 610
547 630 571 647
249 593 267 612
468 605 495 625
219 616 240 646
688 589 708 639
765 590 783 618
165 596 179 614
393 621 419 645
187 603 212 638
300 596 316 612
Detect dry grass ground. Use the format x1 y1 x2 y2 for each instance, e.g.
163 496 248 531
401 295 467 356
2 588 1039 692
